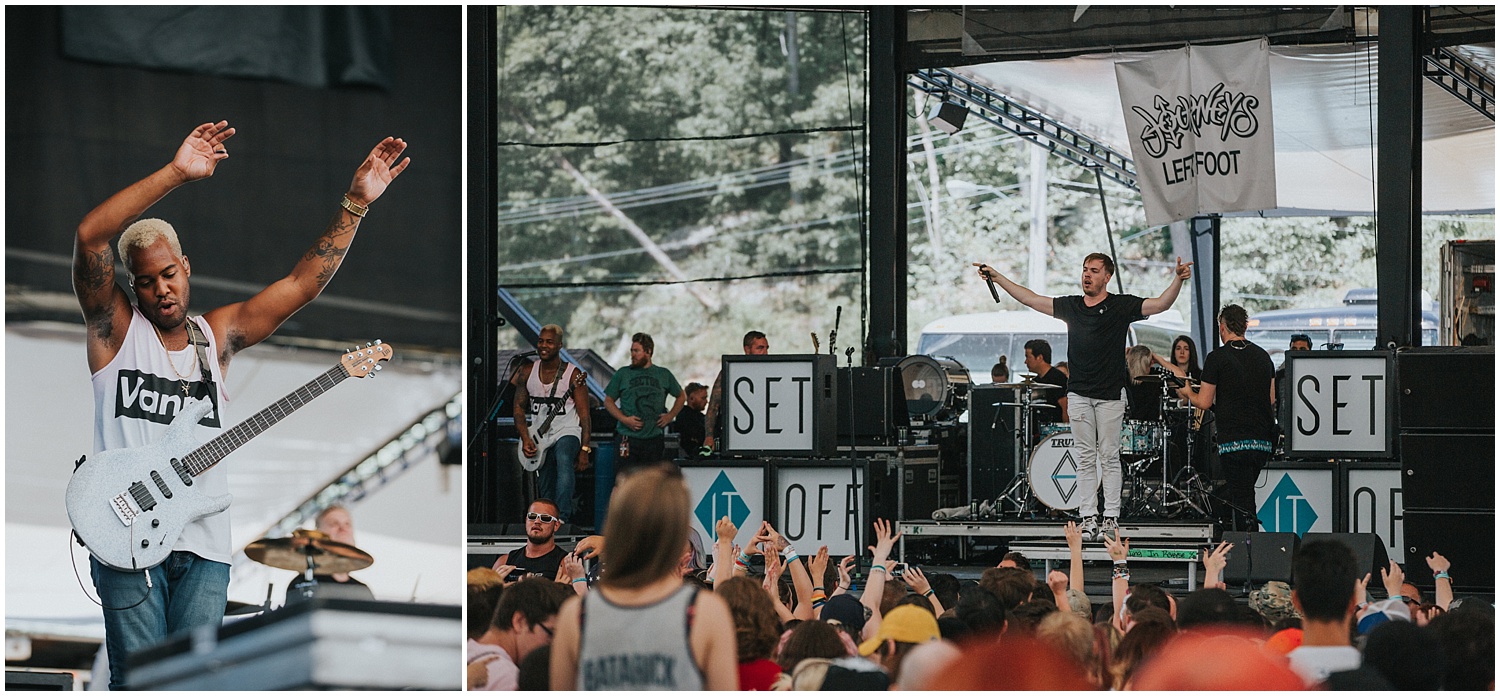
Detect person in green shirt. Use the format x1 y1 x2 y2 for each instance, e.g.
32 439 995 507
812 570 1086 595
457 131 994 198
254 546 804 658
604 332 684 470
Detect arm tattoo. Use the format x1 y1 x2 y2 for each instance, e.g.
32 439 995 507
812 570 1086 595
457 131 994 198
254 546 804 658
301 212 358 290
75 247 116 294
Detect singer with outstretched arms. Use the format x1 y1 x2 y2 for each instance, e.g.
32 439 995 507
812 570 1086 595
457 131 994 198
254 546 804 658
974 253 1191 542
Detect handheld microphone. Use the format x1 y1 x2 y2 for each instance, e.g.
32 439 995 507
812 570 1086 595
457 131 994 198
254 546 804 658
985 277 1002 303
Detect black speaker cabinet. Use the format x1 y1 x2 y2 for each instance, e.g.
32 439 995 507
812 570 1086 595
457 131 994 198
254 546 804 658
1400 433 1495 511
1397 347 1494 431
836 367 905 445
1301 533 1391 587
1402 509 1495 593
5 671 75 691
1222 531 1298 586
967 385 1019 503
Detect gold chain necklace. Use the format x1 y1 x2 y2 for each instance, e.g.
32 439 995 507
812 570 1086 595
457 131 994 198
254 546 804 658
151 320 198 396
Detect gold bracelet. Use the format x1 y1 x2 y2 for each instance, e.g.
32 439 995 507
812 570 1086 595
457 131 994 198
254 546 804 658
340 195 369 218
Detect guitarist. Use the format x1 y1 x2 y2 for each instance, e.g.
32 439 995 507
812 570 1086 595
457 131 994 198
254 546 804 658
511 324 591 522
71 120 409 689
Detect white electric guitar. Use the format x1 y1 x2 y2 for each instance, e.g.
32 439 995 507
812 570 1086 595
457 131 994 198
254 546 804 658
517 428 567 472
516 362 582 472
67 342 393 571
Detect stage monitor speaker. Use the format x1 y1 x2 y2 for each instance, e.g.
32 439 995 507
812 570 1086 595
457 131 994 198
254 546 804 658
1301 533 1391 586
836 367 904 445
1402 509 1494 593
1221 531 1298 586
1397 347 1494 430
1400 433 1495 511
967 385 1018 503
6 670 75 690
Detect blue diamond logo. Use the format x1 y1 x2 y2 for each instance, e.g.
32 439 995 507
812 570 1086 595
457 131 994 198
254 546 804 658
695 471 750 535
1051 452 1079 500
1258 474 1319 536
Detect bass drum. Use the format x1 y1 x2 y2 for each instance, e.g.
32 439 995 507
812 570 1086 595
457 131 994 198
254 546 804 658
1027 432 1085 510
895 355 970 421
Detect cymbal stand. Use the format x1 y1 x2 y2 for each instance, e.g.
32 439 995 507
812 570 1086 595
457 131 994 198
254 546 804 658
1148 377 1211 519
289 546 323 602
993 398 1032 518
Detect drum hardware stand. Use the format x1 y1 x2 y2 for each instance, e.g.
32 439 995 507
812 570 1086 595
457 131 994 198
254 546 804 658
1123 373 1214 520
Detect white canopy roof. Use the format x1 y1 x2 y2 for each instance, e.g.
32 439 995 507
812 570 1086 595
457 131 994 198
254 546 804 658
958 43 1495 215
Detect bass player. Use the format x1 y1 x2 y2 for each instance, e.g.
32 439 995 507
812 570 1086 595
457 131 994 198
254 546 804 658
72 120 408 689
511 323 592 522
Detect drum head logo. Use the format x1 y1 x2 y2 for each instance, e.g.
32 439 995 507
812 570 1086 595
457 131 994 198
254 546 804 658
695 471 750 533
1051 452 1079 501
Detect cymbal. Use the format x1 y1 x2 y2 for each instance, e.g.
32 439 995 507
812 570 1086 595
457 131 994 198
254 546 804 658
994 381 1061 391
1024 402 1058 410
245 529 373 574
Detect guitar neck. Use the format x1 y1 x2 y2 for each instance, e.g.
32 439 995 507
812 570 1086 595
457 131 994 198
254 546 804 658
180 364 350 477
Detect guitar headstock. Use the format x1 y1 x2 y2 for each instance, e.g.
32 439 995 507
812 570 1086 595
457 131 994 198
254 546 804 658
341 340 393 378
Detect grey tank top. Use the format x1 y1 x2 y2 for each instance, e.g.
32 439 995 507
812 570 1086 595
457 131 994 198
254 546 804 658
577 583 703 690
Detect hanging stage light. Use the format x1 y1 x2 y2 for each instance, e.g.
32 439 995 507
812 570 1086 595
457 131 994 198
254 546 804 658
929 98 968 135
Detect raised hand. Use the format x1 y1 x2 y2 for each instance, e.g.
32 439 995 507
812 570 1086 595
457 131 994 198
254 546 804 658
1047 569 1069 594
837 555 855 591
868 518 902 562
1102 529 1130 562
346 136 411 207
1064 520 1083 552
1203 541 1232 587
972 262 999 282
1173 256 1194 281
574 535 605 560
748 521 775 556
714 517 738 547
1425 552 1451 574
902 566 932 595
808 546 830 587
1380 560 1406 598
171 121 236 182
764 553 785 590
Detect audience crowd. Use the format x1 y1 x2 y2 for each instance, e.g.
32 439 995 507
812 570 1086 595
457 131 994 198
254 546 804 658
469 464 1494 690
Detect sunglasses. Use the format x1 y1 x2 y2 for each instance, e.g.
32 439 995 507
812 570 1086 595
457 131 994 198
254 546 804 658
526 512 561 523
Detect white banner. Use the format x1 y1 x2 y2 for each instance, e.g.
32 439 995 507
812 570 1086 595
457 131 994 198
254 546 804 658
1116 39 1276 226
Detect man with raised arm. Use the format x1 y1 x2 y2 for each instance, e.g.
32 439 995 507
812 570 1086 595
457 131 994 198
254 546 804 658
975 253 1191 541
72 120 409 689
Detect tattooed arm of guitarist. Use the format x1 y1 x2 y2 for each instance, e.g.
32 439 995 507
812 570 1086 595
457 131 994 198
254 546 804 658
512 362 537 458
203 137 410 373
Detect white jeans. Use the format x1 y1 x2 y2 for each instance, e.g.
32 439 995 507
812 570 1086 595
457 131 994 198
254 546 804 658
1067 390 1127 518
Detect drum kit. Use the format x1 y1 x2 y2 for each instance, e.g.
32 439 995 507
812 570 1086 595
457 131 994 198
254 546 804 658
977 372 1214 521
227 529 375 615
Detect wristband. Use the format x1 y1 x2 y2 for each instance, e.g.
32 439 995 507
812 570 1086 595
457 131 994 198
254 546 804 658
785 553 800 566
813 586 825 593
572 578 588 585
782 546 798 559
1434 570 1451 580
869 564 887 575
1113 559 1129 565
1111 565 1131 580
922 589 935 597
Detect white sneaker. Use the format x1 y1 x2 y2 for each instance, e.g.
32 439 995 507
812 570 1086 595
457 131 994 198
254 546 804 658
1102 517 1119 540
1081 516 1100 542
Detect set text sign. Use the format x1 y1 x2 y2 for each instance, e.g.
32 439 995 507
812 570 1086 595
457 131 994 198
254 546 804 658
1284 353 1392 457
722 355 835 456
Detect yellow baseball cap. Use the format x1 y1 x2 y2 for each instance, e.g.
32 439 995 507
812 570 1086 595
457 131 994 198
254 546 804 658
857 605 941 656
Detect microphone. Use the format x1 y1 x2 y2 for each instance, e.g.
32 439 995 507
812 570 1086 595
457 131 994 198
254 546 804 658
980 265 1002 303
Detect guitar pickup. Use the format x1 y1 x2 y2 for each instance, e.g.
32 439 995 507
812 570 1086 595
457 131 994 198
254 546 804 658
150 470 173 499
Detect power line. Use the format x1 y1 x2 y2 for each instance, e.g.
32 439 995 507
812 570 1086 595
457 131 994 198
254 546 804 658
501 266 861 289
498 124 863 148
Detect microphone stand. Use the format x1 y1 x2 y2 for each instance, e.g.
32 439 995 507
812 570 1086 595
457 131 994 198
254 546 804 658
844 346 863 587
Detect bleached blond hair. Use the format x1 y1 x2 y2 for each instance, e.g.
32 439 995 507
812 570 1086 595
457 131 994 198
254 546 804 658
118 218 183 275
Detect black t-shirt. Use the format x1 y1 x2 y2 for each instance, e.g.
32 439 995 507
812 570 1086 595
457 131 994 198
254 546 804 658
284 574 375 601
1052 294 1146 400
503 545 567 581
1033 365 1069 424
1201 339 1275 444
673 408 706 458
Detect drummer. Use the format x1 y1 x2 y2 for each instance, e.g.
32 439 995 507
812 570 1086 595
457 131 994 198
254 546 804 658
283 505 375 601
1023 339 1069 435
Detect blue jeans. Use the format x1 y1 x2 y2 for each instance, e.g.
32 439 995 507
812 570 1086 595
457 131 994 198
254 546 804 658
538 434 581 522
91 551 229 690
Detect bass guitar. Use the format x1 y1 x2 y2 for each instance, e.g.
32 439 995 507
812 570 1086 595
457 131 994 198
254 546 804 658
67 342 393 571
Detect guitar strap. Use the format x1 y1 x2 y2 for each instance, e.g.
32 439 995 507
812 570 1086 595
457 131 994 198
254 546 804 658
184 318 216 390
532 362 574 438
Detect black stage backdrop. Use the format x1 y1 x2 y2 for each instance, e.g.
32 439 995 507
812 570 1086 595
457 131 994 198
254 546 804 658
5 6 461 352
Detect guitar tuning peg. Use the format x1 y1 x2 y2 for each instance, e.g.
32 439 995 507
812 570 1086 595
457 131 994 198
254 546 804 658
374 339 383 345
366 341 372 347
374 364 383 372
